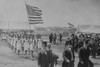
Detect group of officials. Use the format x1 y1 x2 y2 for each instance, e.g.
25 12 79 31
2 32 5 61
67 33 100 58
63 38 94 67
63 33 100 67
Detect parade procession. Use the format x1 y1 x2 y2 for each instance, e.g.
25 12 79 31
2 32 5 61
2 29 100 67
1 0 100 67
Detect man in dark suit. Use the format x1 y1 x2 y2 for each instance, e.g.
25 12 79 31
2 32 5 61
78 40 94 67
47 43 59 67
59 33 62 42
53 33 57 44
38 41 50 67
62 45 75 67
49 33 53 43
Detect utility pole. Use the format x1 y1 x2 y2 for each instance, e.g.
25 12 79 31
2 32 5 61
8 21 9 32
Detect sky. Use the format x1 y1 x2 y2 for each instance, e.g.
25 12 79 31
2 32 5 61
0 0 100 29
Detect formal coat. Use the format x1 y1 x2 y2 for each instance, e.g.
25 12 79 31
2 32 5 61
59 33 62 42
47 49 59 67
62 49 75 67
38 50 50 67
78 47 94 67
49 33 53 43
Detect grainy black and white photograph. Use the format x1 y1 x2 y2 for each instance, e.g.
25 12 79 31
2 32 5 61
0 0 100 67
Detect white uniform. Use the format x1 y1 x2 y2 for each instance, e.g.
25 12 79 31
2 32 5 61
30 39 35 51
2 34 6 40
11 37 14 47
21 38 24 45
9 37 12 45
16 39 22 50
6 35 9 42
9 37 12 44
21 38 25 51
24 40 30 51
37 39 43 50
13 37 17 49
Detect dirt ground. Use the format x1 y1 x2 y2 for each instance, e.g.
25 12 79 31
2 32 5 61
0 38 100 67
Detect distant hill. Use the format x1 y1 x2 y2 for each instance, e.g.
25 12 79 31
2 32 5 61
1 26 75 36
35 26 68 33
34 26 73 36
79 25 100 33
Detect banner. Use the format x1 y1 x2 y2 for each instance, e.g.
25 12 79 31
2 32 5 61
25 3 43 24
68 22 74 27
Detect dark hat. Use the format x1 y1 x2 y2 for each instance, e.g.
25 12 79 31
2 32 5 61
47 43 52 48
43 41 47 47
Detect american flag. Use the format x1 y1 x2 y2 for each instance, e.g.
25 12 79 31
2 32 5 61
25 3 43 24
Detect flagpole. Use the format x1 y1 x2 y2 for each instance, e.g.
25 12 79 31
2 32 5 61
8 21 10 32
8 22 9 32
24 1 31 34
34 24 36 34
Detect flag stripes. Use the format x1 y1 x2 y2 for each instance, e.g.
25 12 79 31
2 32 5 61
28 16 42 19
29 22 43 24
25 3 43 24
26 4 42 16
29 20 43 22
